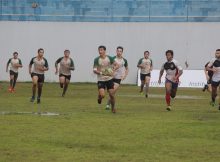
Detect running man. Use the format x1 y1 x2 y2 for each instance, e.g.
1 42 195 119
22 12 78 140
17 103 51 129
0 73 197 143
137 51 153 98
202 61 213 92
158 50 183 111
93 45 118 113
55 49 75 97
106 46 128 110
6 52 23 92
206 49 220 109
29 48 49 104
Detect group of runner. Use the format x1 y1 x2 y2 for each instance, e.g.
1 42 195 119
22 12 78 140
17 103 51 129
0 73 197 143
5 47 220 113
6 48 74 104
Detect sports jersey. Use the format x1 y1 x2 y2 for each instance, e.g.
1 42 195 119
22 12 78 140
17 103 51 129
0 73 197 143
161 59 182 82
93 55 114 81
137 58 152 74
7 58 22 73
29 57 48 74
112 56 128 79
205 62 213 79
208 58 220 82
55 57 74 76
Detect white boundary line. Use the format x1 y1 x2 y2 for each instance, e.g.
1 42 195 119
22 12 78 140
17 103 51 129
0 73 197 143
118 94 205 99
0 111 60 116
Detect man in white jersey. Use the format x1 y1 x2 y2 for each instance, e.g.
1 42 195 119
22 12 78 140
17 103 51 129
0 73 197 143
106 46 128 110
6 52 23 92
137 51 153 98
158 50 183 111
93 45 118 113
55 50 75 97
29 48 49 104
206 49 220 109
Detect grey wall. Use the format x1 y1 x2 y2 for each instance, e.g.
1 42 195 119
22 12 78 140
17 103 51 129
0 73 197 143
0 21 219 83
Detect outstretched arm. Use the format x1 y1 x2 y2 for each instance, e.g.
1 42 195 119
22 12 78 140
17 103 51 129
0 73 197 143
204 69 209 81
6 59 10 72
158 69 164 84
29 64 32 75
122 66 129 80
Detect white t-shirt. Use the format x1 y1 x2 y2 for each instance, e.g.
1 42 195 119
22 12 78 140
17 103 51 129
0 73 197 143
7 58 22 73
137 58 152 74
208 58 220 82
161 59 183 82
113 56 128 79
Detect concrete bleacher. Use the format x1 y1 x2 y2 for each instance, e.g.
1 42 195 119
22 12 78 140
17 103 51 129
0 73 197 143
0 0 220 22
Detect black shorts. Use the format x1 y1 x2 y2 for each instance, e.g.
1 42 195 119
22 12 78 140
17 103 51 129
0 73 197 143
140 73 151 81
59 74 71 80
9 70 18 78
31 73 45 83
211 80 220 87
97 80 114 90
112 78 121 85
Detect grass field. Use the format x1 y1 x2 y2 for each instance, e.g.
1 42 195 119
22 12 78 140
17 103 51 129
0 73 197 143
0 82 220 162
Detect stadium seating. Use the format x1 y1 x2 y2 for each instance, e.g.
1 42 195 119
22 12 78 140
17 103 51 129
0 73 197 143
0 0 220 22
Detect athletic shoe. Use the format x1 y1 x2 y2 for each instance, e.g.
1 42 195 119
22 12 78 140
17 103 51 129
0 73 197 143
210 101 215 107
112 108 116 113
37 98 41 104
106 105 110 110
166 106 171 111
11 88 15 93
8 87 12 93
145 94 148 98
202 85 208 92
30 96 35 102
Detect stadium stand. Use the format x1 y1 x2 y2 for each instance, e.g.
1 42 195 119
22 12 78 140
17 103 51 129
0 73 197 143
1 0 220 22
